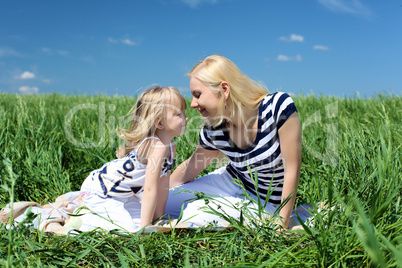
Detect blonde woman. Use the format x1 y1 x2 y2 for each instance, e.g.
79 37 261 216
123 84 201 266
166 55 302 229
80 86 188 232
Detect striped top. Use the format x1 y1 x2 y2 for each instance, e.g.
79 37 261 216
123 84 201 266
199 92 297 205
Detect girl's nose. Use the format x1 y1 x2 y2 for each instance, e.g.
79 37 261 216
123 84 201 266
190 97 198 109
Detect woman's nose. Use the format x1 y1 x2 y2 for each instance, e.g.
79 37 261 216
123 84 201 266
190 97 198 108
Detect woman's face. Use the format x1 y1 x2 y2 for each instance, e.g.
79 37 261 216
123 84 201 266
189 76 223 121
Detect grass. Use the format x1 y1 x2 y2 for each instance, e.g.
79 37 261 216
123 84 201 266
0 92 401 267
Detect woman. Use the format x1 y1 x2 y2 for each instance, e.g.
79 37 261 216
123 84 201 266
165 55 302 229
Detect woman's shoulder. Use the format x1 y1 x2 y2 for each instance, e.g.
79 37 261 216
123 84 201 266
260 91 294 108
201 121 225 132
263 91 293 101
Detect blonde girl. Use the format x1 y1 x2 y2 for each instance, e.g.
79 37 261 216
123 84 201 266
166 55 302 229
80 86 187 232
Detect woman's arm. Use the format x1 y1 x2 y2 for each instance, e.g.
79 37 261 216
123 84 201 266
278 112 302 228
140 141 169 228
170 144 219 188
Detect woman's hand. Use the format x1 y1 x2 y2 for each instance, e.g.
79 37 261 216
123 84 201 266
170 145 219 188
278 112 302 228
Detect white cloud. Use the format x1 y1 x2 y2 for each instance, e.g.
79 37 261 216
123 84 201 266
41 47 52 55
313 45 330 51
295 54 303 62
0 47 20 57
108 37 138 46
108 37 118 43
318 0 372 17
43 79 51 83
58 50 69 57
42 48 94 63
121 38 136 46
82 55 95 64
277 54 303 62
277 55 291 61
180 0 219 8
279 34 304 42
19 86 39 95
20 71 35 79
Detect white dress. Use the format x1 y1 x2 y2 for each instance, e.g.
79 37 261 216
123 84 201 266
79 137 174 232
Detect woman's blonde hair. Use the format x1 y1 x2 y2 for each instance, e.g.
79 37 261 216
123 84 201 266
116 85 186 158
188 54 269 128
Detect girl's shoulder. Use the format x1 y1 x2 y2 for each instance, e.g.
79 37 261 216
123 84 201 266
171 141 177 154
137 137 170 163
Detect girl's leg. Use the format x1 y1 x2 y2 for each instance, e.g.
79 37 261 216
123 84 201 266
80 192 141 233
124 196 142 228
165 167 243 218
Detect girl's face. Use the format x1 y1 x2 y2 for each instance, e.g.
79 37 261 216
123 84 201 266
189 76 223 121
164 98 188 137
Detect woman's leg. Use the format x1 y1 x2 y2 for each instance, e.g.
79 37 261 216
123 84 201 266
165 167 243 218
165 167 287 226
179 196 251 227
178 193 278 227
245 191 278 215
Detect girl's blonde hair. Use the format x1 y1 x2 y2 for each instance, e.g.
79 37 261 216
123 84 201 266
188 54 269 128
116 85 186 158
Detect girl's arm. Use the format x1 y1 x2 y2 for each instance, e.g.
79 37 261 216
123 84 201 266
153 174 169 221
153 142 176 220
140 140 169 228
170 144 219 188
278 112 302 229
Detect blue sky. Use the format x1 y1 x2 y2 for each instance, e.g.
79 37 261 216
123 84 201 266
0 0 401 98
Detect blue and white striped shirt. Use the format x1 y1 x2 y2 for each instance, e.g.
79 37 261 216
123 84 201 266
199 92 297 205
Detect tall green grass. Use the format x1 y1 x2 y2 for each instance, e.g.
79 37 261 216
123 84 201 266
0 93 400 267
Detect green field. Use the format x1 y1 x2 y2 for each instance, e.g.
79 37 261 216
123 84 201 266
0 93 401 267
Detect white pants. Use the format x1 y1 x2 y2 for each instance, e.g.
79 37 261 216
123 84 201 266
165 167 279 227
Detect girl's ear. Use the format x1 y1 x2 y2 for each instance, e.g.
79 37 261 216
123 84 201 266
220 81 230 100
155 118 164 129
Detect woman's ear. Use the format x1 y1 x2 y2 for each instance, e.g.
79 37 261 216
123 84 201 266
220 81 230 100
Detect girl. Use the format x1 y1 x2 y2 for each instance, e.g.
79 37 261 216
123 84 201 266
165 55 303 229
79 86 188 232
